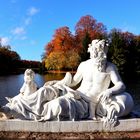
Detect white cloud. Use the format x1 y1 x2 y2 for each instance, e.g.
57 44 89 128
0 37 10 46
20 36 27 40
25 17 32 25
23 7 39 27
28 7 39 16
11 27 26 35
9 7 39 43
11 27 27 40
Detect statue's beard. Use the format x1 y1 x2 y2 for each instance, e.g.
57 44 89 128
94 57 107 72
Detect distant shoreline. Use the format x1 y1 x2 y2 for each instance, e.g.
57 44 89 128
47 70 76 74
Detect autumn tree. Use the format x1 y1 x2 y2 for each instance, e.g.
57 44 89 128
75 15 107 61
45 26 77 54
45 51 65 70
65 50 80 70
44 41 54 57
44 16 107 70
44 26 80 70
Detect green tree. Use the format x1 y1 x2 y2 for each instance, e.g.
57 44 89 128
80 32 91 61
108 29 138 77
135 36 140 74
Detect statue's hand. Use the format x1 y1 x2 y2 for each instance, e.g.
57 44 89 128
98 89 112 103
43 80 58 87
103 105 118 128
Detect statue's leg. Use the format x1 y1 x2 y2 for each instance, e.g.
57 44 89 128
96 92 134 127
111 92 134 117
106 92 134 127
88 101 97 120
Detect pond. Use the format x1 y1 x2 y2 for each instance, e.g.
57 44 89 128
0 73 140 112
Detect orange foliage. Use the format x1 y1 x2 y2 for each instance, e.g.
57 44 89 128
52 26 75 51
45 26 78 55
45 41 54 56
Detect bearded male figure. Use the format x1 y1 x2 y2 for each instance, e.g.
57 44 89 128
64 39 134 126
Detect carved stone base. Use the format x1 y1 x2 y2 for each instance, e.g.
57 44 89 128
0 118 140 132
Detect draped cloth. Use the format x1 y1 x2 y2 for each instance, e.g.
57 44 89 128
4 84 89 121
3 81 133 123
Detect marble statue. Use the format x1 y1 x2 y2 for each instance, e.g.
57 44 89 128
5 69 38 103
20 69 38 96
0 39 134 127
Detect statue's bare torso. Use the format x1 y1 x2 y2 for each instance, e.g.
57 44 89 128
74 59 116 99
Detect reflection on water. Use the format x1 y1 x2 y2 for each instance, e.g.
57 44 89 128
43 73 65 81
0 73 140 111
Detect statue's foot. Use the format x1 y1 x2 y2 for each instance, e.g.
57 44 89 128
0 112 10 120
0 106 14 120
93 117 97 120
88 115 97 120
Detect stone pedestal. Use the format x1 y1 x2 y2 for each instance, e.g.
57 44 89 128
0 119 140 132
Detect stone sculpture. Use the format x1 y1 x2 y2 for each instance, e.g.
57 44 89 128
20 68 38 96
5 69 38 103
0 39 134 127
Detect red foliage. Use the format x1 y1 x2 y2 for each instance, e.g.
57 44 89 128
75 15 106 40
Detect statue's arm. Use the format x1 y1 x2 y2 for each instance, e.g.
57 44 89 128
49 63 83 88
68 63 83 87
107 63 126 94
98 63 126 102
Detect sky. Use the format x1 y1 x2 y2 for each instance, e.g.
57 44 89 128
0 0 140 61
